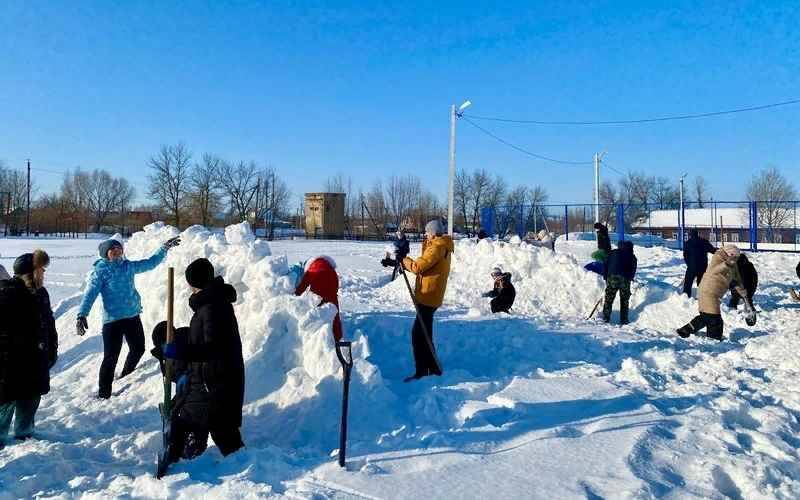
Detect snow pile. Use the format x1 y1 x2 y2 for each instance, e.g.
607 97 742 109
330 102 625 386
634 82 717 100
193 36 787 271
444 238 605 318
61 222 394 454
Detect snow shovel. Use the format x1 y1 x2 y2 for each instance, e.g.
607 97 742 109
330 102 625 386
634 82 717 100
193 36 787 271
397 263 443 375
587 296 603 320
156 267 175 479
335 340 354 467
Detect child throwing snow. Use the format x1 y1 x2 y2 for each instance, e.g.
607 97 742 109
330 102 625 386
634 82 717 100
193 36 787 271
677 245 755 340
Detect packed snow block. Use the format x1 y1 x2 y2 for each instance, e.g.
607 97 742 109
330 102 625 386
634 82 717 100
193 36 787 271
445 238 605 318
71 221 396 453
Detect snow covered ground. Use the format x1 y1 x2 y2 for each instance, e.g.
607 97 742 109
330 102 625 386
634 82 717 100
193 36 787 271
1 226 799 499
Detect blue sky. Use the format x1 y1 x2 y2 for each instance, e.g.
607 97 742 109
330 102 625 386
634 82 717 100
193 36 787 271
1 1 798 206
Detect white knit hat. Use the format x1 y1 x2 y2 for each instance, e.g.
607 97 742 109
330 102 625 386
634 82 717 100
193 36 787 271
723 244 741 258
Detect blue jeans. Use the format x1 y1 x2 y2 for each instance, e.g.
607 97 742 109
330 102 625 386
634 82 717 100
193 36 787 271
0 397 41 442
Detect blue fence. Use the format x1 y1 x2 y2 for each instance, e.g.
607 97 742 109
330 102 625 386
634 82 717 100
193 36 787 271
479 201 800 252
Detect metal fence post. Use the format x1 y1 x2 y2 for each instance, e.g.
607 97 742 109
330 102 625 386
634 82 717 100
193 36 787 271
564 205 569 241
480 207 495 236
616 204 625 243
679 200 686 251
750 201 758 252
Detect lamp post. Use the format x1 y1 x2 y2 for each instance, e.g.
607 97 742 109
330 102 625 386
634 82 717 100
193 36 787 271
448 100 471 236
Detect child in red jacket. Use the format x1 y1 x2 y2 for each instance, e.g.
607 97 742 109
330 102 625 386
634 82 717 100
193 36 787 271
294 256 343 341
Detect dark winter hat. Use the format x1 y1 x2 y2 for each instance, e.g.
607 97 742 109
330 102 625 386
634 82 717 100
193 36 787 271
491 267 503 277
13 253 34 276
594 222 605 231
98 239 123 259
689 228 699 238
185 258 215 289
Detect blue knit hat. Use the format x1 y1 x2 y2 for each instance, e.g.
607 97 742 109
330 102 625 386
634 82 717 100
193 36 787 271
98 239 123 259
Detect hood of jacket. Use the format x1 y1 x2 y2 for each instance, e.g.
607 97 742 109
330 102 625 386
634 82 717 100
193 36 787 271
189 276 237 312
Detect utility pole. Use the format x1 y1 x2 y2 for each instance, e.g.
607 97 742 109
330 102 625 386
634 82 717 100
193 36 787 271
447 100 472 236
26 159 31 236
448 104 457 236
593 153 600 224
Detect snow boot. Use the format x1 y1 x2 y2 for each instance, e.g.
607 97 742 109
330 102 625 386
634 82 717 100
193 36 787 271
676 324 693 338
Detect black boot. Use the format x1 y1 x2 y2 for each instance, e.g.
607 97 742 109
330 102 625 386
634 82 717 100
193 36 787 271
676 324 693 338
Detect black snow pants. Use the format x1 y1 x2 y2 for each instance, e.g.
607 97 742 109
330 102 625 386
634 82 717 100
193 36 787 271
99 315 145 398
687 313 724 340
683 267 706 298
411 305 440 376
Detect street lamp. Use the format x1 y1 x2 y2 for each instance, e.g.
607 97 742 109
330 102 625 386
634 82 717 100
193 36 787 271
448 100 471 236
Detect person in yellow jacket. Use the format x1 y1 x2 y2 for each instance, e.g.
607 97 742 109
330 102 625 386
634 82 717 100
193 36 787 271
677 245 755 341
400 219 453 382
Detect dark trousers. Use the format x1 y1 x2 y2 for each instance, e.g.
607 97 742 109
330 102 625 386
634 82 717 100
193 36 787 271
688 313 724 339
683 268 705 297
603 275 631 324
168 415 244 462
411 305 440 376
99 316 145 397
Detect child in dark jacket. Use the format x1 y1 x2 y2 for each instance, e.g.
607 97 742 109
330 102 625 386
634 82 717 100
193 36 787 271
482 267 516 313
728 253 757 310
163 258 245 463
602 241 637 325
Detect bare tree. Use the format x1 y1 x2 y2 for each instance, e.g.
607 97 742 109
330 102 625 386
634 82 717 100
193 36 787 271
694 176 709 208
469 169 492 233
598 181 617 224
78 170 121 232
364 180 387 235
652 177 679 209
147 144 192 227
483 175 507 232
218 160 259 223
746 167 798 241
258 166 292 238
453 169 470 232
189 153 222 227
526 185 549 233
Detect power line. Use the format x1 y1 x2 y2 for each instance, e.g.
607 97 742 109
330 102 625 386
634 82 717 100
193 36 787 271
461 116 593 166
465 98 800 125
601 163 627 176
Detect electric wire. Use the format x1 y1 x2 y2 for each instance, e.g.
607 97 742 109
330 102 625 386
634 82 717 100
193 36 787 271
465 98 800 125
461 116 593 166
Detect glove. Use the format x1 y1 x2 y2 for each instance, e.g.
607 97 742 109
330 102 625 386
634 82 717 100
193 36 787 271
163 342 182 360
481 291 493 298
163 236 181 250
175 373 188 394
381 258 397 268
76 317 88 336
743 299 757 326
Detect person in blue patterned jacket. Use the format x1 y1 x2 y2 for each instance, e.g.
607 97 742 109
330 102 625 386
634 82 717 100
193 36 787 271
76 236 180 399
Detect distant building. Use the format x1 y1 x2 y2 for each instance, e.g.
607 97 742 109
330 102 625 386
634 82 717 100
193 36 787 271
634 208 799 244
304 193 345 238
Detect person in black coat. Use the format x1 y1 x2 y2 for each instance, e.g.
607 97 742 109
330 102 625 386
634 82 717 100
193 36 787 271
482 267 516 313
728 253 757 309
164 258 245 462
594 222 612 254
602 241 637 325
0 250 57 444
682 228 716 298
390 230 411 281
